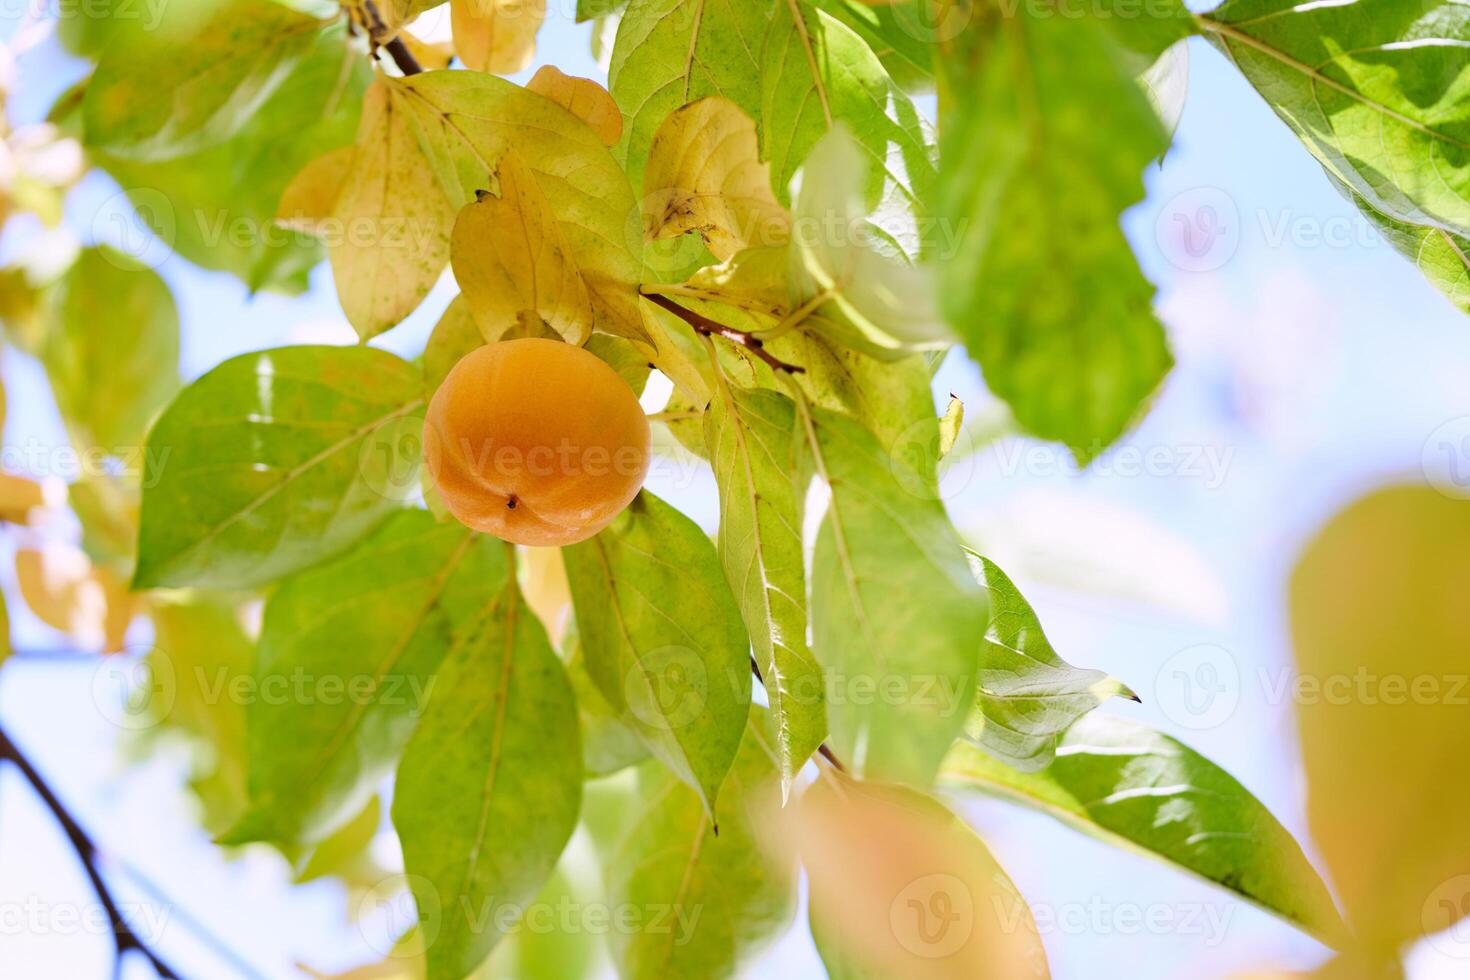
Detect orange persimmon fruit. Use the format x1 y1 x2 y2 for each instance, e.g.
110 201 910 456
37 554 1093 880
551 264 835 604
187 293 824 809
423 338 650 546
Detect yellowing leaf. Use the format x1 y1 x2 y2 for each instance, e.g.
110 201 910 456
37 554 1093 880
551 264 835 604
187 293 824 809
16 544 135 651
450 0 545 74
526 65 622 147
330 79 455 340
401 30 455 72
643 97 790 262
1291 486 1470 953
449 151 594 345
276 146 355 236
798 775 1049 979
522 546 571 645
0 472 64 524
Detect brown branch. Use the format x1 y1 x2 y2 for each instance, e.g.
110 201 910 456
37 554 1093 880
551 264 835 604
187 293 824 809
358 0 424 76
644 292 805 375
0 723 181 979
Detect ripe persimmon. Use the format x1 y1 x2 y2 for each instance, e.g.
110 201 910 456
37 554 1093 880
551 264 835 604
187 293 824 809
423 338 650 546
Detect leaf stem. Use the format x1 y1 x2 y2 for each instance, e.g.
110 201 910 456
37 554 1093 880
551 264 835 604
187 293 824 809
643 293 805 375
0 722 181 979
746 658 847 774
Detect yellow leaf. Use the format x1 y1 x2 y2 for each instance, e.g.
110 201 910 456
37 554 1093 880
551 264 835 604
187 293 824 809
521 546 570 644
0 472 65 524
276 146 356 236
526 66 622 147
797 774 1049 979
450 0 545 74
401 29 454 72
15 544 119 649
643 97 790 262
1291 485 1470 952
449 150 595 345
330 79 455 340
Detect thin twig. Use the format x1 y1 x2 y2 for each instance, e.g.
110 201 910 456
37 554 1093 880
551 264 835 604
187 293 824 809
0 723 181 979
358 0 424 76
643 292 805 375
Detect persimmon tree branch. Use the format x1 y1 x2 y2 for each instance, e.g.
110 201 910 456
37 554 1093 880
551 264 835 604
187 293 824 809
747 658 846 772
643 292 806 375
0 722 181 980
357 0 424 76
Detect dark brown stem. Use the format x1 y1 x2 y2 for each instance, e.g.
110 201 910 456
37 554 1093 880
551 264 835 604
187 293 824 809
0 723 181 979
644 292 805 375
748 660 847 773
358 0 424 76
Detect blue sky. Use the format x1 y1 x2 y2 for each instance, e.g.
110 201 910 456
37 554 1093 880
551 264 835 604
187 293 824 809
2 4 1470 978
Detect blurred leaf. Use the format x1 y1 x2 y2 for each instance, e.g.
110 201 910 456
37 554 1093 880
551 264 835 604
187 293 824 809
806 404 983 787
0 473 64 525
147 595 255 833
86 19 370 294
789 128 949 358
68 474 139 569
937 394 962 459
566 632 649 776
526 66 623 147
1141 40 1189 147
16 544 134 652
521 546 572 645
941 713 1346 944
564 491 751 812
423 296 483 394
450 152 595 345
393 574 581 980
483 867 599 980
964 554 1137 772
800 773 1049 979
1291 486 1470 951
1204 0 1470 236
83 0 331 159
226 513 508 847
43 246 179 448
605 708 796 980
276 145 355 235
938 10 1171 459
705 381 823 793
643 97 789 263
450 0 545 73
134 345 425 590
294 796 387 889
584 333 651 397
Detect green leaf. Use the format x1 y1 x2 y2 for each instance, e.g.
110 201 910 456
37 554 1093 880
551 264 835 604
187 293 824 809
585 333 653 397
805 0 935 92
577 0 628 19
1204 0 1470 236
604 709 796 980
292 795 385 888
566 632 650 776
563 491 752 812
801 774 1049 979
705 380 823 793
423 295 484 394
225 512 509 847
965 553 1137 772
805 402 984 786
144 595 254 835
941 713 1346 944
1329 173 1470 316
83 0 332 160
134 345 425 590
938 10 1172 458
789 128 951 358
86 18 369 294
609 0 935 257
43 246 179 448
393 574 582 980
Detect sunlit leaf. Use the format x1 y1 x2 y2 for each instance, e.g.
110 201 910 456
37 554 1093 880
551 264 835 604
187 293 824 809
450 151 595 345
526 66 623 147
450 0 545 74
563 491 752 811
134 346 425 589
226 512 509 847
942 713 1345 943
393 573 581 980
